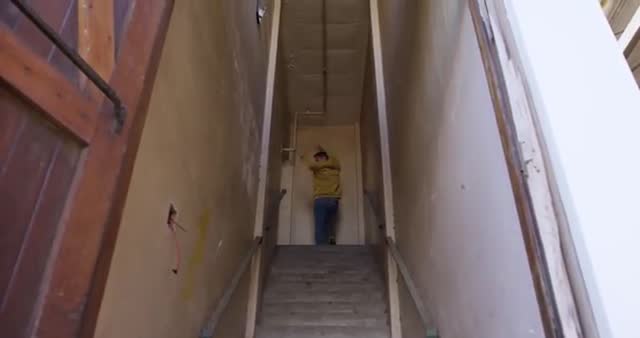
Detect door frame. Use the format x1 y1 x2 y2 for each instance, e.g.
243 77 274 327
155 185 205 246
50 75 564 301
469 1 586 338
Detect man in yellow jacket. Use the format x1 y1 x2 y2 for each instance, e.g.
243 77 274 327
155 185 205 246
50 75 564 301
302 145 342 245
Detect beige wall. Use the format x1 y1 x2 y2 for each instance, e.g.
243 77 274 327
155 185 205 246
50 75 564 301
360 47 385 247
94 1 282 337
364 1 547 337
278 126 364 245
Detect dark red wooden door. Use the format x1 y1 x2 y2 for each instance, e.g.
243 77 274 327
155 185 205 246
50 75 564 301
0 1 173 337
0 84 85 337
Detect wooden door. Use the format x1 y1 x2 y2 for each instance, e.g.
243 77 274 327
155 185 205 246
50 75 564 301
0 1 173 337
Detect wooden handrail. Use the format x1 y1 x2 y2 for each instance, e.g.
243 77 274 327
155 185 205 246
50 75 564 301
200 236 262 338
364 191 437 337
200 189 287 337
385 237 436 337
264 189 288 232
363 190 385 230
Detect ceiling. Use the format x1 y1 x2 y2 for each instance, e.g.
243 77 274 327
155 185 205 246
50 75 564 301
280 0 369 125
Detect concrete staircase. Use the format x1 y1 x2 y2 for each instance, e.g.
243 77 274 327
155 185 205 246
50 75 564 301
256 246 390 338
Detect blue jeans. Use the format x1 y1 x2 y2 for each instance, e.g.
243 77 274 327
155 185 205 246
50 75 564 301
314 197 339 245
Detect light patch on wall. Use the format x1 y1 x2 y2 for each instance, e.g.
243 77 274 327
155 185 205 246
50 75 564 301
241 111 261 200
257 7 266 24
257 0 267 24
181 208 211 301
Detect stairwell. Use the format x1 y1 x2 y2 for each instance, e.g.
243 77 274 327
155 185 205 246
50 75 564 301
256 246 390 338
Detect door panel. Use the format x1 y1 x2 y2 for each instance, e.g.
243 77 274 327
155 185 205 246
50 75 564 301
0 85 82 336
0 0 20 28
0 102 25 164
0 27 96 143
1 0 79 83
0 1 173 337
48 2 78 83
113 0 136 58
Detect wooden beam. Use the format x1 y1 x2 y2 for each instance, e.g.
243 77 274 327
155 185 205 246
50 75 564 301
619 5 640 57
246 1 282 336
78 0 115 94
386 237 433 335
354 123 366 244
369 0 402 337
244 247 264 338
202 237 262 338
468 1 585 338
0 26 96 144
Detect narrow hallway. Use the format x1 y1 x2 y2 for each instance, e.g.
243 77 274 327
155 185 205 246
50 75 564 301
1 0 636 338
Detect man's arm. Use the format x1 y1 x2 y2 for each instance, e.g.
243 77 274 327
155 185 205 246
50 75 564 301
327 154 340 170
300 152 320 170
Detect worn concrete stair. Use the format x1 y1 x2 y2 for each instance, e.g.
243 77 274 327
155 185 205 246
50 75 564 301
256 246 390 338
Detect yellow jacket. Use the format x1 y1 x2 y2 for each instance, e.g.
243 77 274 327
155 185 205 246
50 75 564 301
305 153 342 199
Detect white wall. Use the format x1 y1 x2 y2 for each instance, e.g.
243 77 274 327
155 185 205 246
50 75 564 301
505 1 640 337
369 1 546 337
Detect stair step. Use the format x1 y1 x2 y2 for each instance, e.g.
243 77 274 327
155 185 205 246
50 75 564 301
265 282 382 295
277 245 371 252
272 261 377 269
270 267 377 275
274 249 373 256
261 312 387 328
264 290 384 303
272 267 377 273
273 252 374 261
268 273 383 284
261 302 387 316
273 257 375 264
257 246 389 338
256 325 390 338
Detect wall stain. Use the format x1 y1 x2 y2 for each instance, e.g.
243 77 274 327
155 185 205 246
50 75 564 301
181 208 210 301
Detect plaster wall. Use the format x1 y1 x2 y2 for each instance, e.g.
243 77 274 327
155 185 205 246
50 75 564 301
366 1 546 337
94 1 278 337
